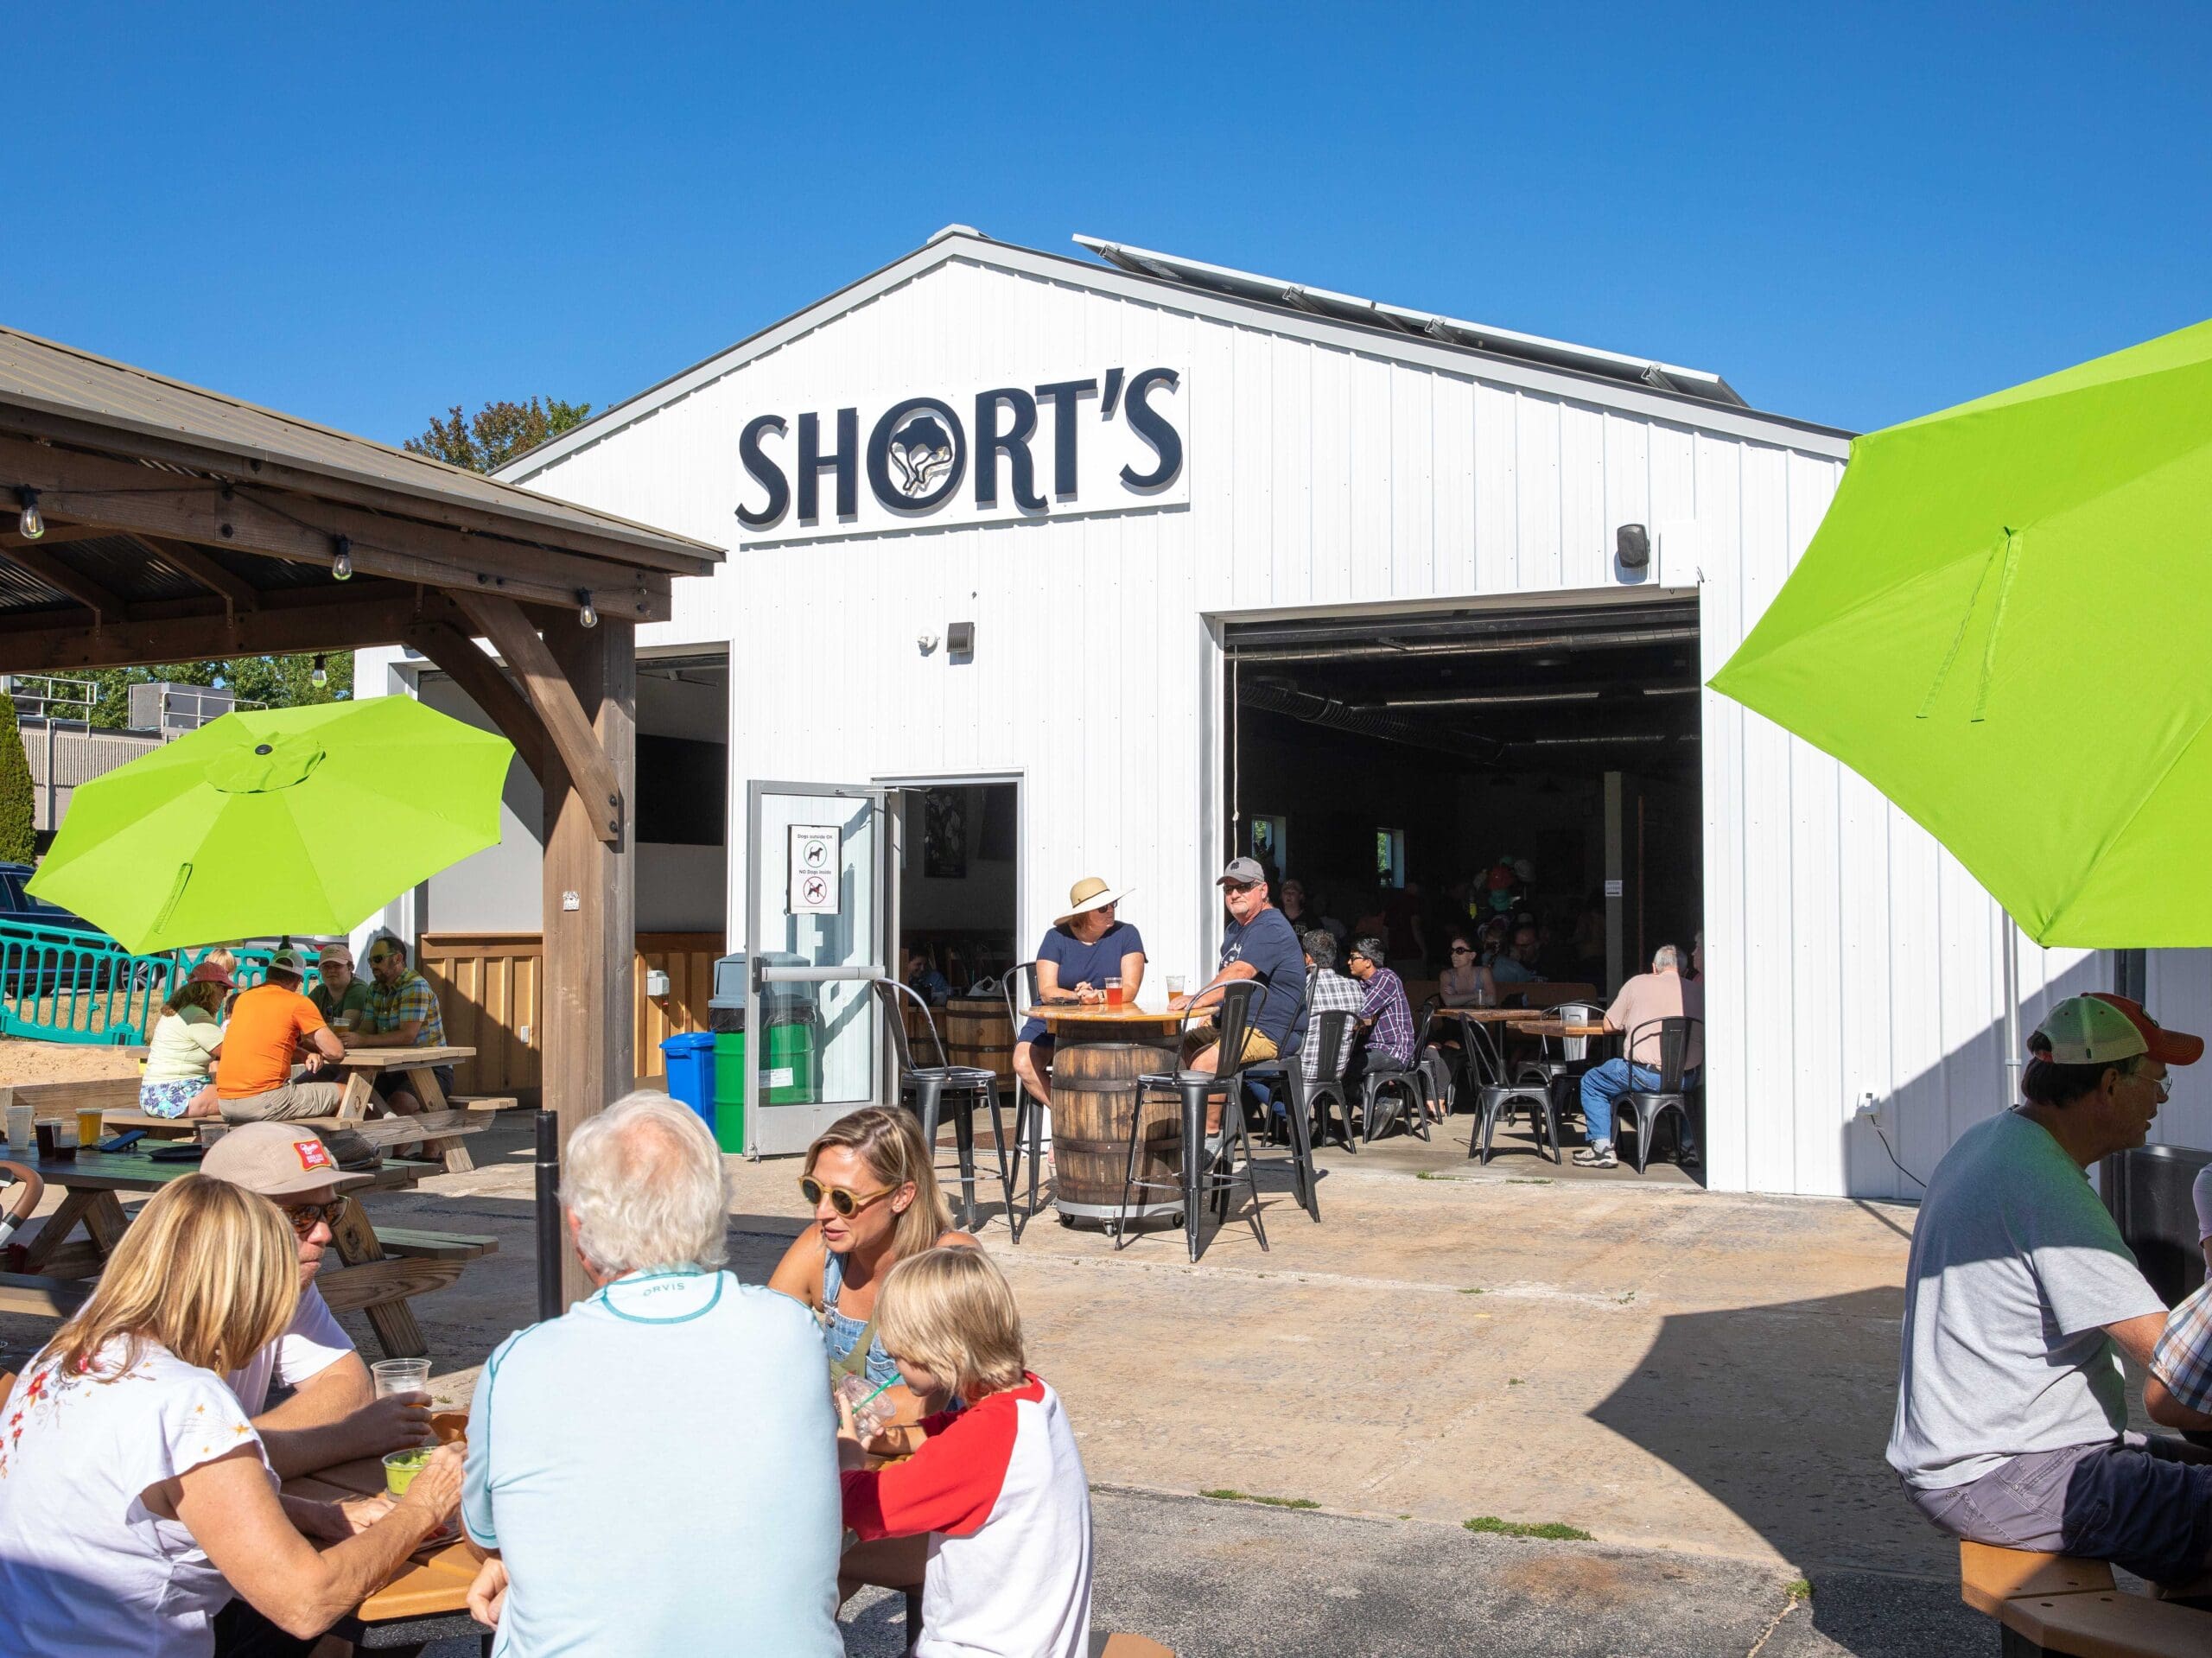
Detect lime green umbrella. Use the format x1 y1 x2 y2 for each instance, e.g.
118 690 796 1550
29 696 514 954
1710 317 2212 948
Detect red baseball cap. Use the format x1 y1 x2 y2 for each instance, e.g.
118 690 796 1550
2034 993 2203 1067
186 961 235 990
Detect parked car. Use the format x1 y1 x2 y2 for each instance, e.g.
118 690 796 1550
0 862 108 937
0 861 135 999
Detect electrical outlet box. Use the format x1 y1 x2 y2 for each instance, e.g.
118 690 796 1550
1854 1093 1882 1128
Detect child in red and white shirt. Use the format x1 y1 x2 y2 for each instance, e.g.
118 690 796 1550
836 1247 1093 1658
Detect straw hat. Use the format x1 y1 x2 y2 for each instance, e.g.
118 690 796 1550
1055 876 1134 928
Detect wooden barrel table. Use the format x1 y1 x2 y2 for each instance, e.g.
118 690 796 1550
1026 1005 1185 1225
944 996 1016 1090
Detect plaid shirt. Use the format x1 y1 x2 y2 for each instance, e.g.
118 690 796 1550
1301 969 1366 1080
2153 1280 2212 1415
366 967 445 1048
1358 965 1417 1067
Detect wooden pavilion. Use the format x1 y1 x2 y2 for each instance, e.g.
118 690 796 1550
0 323 722 1302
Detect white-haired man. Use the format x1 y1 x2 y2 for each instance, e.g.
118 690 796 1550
1573 943 1703 1170
462 1093 842 1656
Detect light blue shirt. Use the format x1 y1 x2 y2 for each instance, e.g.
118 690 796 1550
463 1269 843 1657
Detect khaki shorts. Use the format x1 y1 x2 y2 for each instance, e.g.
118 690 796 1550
219 1078 346 1122
1184 1027 1280 1067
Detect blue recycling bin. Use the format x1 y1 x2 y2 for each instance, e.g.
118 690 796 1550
659 1032 717 1133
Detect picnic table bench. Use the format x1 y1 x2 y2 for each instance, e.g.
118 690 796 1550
1961 1540 2212 1655
0 1146 494 1359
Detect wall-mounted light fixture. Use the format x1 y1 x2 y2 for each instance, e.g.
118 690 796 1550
947 621 976 659
1615 523 1651 570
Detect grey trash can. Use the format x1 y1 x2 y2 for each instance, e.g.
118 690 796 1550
2101 1142 2211 1305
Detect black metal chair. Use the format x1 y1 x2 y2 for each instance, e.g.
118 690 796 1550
1618 1016 1703 1175
874 978 1012 1230
1357 1000 1431 1144
1412 996 1459 1121
1515 1000 1601 1126
996 962 1049 1242
1117 981 1270 1261
1463 1016 1561 1164
1236 1006 1344 1225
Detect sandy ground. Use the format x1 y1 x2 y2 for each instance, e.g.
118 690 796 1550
0 1035 145 1085
0 1040 2002 1654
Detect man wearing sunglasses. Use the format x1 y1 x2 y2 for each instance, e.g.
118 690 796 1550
348 933 454 1116
201 1124 434 1485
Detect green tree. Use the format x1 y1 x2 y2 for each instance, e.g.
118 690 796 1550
0 692 35 863
404 397 593 474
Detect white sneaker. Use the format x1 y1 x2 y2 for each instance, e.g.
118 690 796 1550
1572 1142 1617 1168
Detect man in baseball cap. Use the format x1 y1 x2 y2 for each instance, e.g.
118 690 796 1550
213 948 352 1123
202 1123 431 1478
1890 992 2212 1585
1164 857 1307 1137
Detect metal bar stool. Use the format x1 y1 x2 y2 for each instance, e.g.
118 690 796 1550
874 978 1012 1230
1116 980 1270 1261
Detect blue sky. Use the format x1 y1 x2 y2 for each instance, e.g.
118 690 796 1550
9 3 2207 443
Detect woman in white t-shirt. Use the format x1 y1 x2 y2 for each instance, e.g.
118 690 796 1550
140 964 233 1120
0 1175 463 1657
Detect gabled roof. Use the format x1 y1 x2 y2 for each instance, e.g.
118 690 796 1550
0 324 719 571
502 228 1850 483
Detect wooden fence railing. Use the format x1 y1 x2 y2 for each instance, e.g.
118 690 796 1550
418 932 723 1101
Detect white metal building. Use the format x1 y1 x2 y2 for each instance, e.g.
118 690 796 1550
359 226 2188 1191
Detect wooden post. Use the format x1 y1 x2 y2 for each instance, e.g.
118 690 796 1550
537 615 636 1307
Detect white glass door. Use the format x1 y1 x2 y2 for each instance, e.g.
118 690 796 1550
744 782 887 1155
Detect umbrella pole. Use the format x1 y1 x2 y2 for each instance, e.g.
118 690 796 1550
534 1109 563 1323
2001 911 2023 1106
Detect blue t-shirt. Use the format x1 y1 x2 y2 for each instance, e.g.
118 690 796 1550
1220 905 1306 1049
464 1271 842 1658
1020 919 1147 1042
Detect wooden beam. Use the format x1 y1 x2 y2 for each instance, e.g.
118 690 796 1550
124 533 258 613
0 432 672 623
0 584 423 673
404 613 552 787
537 613 636 1307
0 545 129 621
0 404 719 578
457 594 621 843
0 526 116 550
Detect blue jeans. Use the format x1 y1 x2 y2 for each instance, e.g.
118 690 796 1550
1580 1058 1700 1146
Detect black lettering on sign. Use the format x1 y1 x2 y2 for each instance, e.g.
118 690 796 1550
798 409 859 522
1033 378 1096 498
1119 368 1183 491
975 388 1045 511
735 414 790 529
867 397 967 513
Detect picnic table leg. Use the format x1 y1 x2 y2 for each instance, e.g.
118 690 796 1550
336 1070 378 1125
20 1189 129 1274
330 1196 429 1360
407 1066 474 1175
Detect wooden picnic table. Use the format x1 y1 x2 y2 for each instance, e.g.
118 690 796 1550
1508 1016 1611 1040
3 1147 471 1360
283 1453 488 1643
332 1046 478 1172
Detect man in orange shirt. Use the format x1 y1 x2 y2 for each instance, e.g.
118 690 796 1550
216 947 350 1121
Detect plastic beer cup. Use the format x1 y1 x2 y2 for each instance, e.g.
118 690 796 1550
77 1108 105 1147
1105 977 1124 1007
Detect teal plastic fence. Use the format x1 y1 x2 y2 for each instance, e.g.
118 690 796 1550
0 929 324 1045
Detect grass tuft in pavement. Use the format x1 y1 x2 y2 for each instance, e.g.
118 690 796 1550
1202 1489 1322 1510
1785 1578 1813 1601
1463 1515 1594 1540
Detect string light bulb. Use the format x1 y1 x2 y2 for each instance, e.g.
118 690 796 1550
331 535 353 581
310 655 328 688
16 488 43 541
576 590 598 629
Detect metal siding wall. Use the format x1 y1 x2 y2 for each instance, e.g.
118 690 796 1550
504 253 2102 1198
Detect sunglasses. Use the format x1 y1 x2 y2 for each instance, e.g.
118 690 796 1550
799 1176 895 1217
366 952 396 966
1450 946 1473 956
283 1198 346 1238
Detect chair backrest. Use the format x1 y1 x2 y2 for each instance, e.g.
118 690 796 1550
1001 962 1043 1100
1462 1017 1510 1089
1625 1015 1699 1094
1412 995 1443 1053
874 978 948 1077
1179 980 1265 1081
1311 1008 1357 1085
1555 1001 1602 1063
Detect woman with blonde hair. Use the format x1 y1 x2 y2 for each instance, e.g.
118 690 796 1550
768 1106 975 1452
0 1175 462 1657
140 962 233 1120
836 1248 1094 1656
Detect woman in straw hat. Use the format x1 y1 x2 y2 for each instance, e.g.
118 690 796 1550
1011 876 1146 1112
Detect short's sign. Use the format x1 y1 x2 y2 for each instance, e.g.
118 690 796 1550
735 366 1187 544
788 825 842 917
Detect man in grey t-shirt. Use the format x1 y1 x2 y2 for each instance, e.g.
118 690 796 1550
1889 993 2212 1583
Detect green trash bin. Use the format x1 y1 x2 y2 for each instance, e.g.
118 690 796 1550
763 1018 817 1104
709 1029 747 1154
